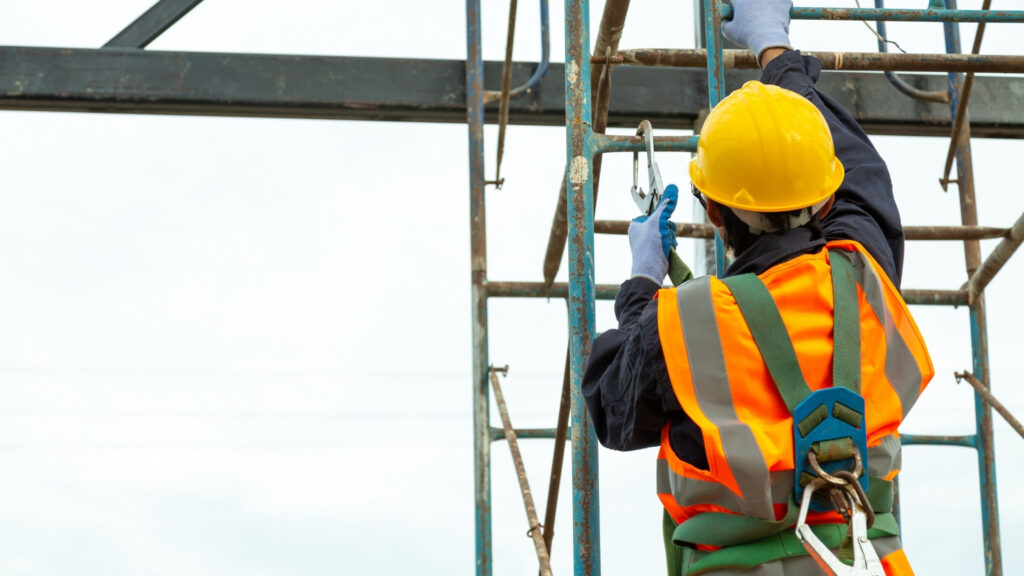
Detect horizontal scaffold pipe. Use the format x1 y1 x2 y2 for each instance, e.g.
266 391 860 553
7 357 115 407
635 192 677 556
596 49 1024 74
594 220 1010 241
901 434 977 448
485 281 968 306
488 427 561 441
720 4 1024 23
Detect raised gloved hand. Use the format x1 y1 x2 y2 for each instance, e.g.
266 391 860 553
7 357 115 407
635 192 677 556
722 0 794 63
628 184 679 285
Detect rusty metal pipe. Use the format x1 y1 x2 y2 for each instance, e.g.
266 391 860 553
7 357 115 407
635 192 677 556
594 48 1024 73
594 220 1008 241
489 427 562 441
486 281 965 306
538 346 573 571
486 281 620 300
942 14 1001 572
490 0 520 188
489 368 554 576
541 0 630 290
905 225 1008 241
956 372 1024 441
967 210 1024 305
902 289 968 307
940 0 992 190
595 220 714 238
465 1 491 572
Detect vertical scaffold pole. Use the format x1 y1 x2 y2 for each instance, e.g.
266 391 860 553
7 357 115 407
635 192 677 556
701 0 728 275
942 3 1001 574
564 1 601 575
466 1 492 575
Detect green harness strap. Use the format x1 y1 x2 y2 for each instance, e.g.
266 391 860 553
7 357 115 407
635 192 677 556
672 477 894 548
665 478 896 576
672 493 800 548
829 250 861 394
685 513 900 575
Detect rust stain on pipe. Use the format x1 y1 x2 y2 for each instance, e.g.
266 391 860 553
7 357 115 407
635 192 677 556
542 0 630 290
489 368 554 576
596 48 1024 73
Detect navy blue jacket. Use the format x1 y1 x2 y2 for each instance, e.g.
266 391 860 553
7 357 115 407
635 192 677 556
581 51 904 469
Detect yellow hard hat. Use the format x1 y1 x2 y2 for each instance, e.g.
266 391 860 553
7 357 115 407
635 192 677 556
689 81 844 213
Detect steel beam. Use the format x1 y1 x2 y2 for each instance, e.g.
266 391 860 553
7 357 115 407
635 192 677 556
3 47 1024 138
103 0 205 49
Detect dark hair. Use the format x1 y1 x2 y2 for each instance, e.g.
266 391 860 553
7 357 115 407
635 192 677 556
719 204 824 256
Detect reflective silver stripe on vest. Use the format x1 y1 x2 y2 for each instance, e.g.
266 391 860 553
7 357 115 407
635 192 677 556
841 249 923 418
867 433 902 478
676 276 775 520
870 535 904 560
658 457 793 512
658 436 901 514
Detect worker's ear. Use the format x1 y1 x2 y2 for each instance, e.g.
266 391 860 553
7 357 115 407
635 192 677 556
816 195 837 220
706 199 725 227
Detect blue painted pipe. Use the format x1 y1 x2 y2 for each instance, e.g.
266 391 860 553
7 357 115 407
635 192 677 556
564 0 601 574
702 0 729 276
873 0 948 104
466 1 492 575
942 2 1002 573
508 0 550 98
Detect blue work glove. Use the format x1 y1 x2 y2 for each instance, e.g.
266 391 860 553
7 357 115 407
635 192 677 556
722 0 794 64
628 184 679 285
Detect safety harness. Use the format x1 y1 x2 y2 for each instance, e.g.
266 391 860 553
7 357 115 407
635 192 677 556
670 249 895 575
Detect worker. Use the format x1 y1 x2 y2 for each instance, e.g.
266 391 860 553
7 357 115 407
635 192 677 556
582 1 934 574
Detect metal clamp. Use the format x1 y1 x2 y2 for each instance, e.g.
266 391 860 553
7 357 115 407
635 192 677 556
794 476 884 576
631 120 664 216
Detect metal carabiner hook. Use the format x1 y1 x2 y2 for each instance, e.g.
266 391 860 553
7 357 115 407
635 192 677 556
631 120 663 215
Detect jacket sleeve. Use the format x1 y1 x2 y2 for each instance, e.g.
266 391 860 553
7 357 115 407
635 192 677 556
582 279 707 467
762 51 905 287
581 277 677 450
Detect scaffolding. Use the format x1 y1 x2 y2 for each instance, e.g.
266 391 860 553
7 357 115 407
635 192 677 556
466 2 1024 576
1 1 1024 575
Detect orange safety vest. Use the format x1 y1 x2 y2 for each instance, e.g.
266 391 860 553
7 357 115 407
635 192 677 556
656 240 933 575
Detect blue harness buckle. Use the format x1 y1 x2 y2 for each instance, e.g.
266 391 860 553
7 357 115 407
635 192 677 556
793 387 869 512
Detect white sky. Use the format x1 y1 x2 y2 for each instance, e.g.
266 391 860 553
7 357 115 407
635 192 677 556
0 1 1022 575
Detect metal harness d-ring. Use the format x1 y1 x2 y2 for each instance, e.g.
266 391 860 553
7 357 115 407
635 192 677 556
807 448 864 487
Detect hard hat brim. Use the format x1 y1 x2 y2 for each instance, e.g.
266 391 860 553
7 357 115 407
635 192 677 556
689 156 845 213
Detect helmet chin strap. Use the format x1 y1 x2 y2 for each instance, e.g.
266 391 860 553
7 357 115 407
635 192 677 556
732 198 831 235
